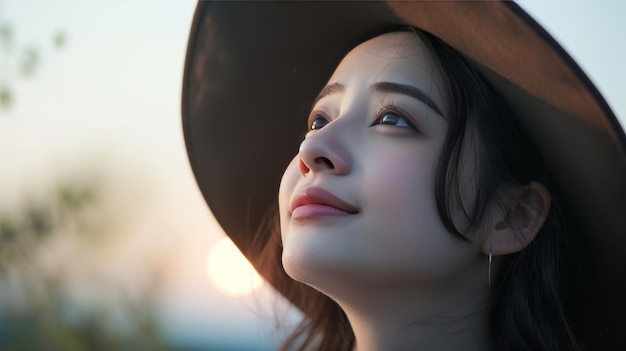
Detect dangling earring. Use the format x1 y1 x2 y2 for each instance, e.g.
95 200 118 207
488 244 493 288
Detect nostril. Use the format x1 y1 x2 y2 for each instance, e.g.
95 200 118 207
299 159 310 175
315 157 334 169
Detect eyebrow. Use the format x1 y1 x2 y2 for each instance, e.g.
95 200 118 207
312 82 345 106
372 82 444 117
312 81 444 118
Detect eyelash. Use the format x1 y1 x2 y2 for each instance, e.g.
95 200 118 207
372 106 418 131
373 97 419 131
306 100 419 132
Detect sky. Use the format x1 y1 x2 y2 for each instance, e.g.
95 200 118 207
0 0 624 349
519 0 625 123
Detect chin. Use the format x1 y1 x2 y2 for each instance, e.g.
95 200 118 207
281 242 367 291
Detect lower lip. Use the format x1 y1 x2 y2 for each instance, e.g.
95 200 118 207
291 204 355 220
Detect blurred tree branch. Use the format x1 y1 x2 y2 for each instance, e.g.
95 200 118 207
0 13 66 112
0 178 185 350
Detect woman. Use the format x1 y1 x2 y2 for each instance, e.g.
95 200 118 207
182 2 626 350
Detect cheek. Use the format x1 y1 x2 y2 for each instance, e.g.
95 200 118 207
278 156 300 237
364 146 440 223
357 146 466 272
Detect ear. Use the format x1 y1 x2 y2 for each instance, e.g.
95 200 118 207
481 181 551 256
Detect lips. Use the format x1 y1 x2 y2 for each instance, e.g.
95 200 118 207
290 187 359 220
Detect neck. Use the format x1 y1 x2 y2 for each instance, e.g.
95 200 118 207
333 285 494 351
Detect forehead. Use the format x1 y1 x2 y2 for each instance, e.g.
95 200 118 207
329 32 445 99
353 31 430 58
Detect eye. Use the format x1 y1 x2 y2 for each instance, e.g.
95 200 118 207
308 115 329 131
372 111 417 130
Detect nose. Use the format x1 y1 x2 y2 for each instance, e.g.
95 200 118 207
298 122 352 177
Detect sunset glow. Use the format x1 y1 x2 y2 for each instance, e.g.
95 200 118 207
207 238 263 296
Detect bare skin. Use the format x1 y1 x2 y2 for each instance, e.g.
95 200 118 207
279 32 549 351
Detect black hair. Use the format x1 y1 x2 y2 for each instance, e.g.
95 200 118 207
254 27 580 351
418 29 580 350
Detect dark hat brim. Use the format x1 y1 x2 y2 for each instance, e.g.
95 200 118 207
182 1 626 348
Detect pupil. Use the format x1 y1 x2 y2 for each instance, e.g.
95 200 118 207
382 114 399 125
311 118 327 130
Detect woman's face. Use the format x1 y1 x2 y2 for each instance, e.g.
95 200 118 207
278 32 484 291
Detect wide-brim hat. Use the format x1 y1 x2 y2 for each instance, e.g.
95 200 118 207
181 1 626 348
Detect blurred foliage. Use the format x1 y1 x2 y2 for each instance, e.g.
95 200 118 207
0 289 176 351
0 180 186 351
0 85 9 107
19 47 39 77
0 15 66 111
53 31 66 49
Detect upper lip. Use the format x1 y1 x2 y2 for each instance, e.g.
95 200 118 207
290 187 359 214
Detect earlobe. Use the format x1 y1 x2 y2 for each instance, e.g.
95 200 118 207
482 181 551 256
